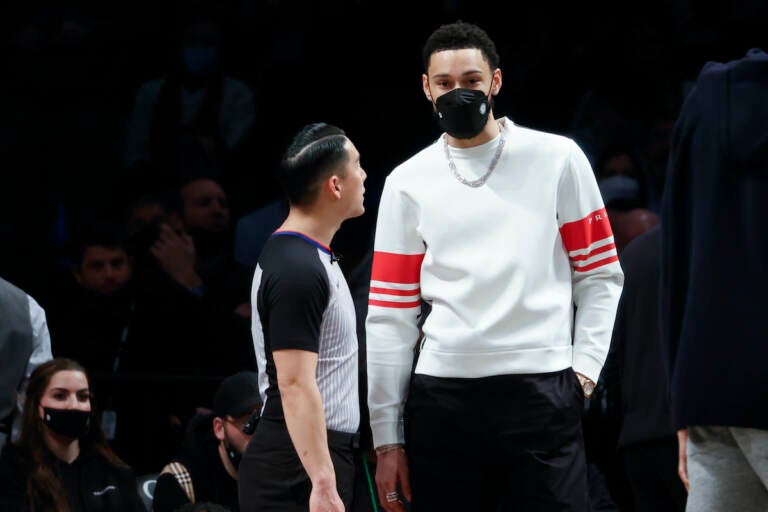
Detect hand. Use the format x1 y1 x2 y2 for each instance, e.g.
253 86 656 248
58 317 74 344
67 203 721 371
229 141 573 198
677 428 690 492
308 480 345 512
375 445 411 512
150 224 203 290
575 371 595 398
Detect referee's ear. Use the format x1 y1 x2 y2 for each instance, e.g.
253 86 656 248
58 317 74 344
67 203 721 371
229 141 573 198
326 174 344 200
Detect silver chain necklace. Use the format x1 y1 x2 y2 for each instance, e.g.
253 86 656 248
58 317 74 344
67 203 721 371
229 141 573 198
443 125 506 187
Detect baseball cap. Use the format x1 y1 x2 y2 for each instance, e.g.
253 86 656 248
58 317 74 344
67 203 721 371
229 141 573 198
212 371 261 419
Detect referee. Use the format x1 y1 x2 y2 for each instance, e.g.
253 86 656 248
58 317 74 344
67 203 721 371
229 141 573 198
239 122 367 512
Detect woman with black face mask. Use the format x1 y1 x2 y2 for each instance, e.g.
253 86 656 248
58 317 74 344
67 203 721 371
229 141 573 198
0 358 146 512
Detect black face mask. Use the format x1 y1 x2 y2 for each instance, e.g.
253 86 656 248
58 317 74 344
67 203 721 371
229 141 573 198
42 407 91 439
433 86 493 139
223 437 242 471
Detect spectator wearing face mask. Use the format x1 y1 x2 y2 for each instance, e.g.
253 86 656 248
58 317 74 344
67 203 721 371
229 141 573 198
122 11 256 195
0 358 146 512
597 174 659 253
152 371 261 512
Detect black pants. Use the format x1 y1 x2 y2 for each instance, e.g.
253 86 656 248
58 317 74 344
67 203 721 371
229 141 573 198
239 418 357 511
405 368 589 512
623 438 687 512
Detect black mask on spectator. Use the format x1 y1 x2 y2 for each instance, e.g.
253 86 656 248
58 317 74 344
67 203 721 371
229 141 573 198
183 46 219 77
433 87 493 139
42 407 91 439
223 438 242 470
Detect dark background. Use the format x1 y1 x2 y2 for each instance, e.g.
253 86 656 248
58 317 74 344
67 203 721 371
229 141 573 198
1 0 767 298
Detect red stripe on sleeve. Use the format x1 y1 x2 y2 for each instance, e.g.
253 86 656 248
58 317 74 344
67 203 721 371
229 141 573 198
369 286 420 296
370 251 424 284
573 255 619 272
569 243 616 262
559 208 613 252
368 299 422 309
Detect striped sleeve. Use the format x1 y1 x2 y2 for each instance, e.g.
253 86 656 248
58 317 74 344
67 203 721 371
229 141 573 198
369 252 423 309
557 142 624 383
559 207 619 272
366 177 425 447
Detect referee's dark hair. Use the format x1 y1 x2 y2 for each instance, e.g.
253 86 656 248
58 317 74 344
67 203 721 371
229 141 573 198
279 122 348 207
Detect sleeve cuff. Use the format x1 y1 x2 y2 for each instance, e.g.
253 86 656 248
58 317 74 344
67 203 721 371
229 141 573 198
371 420 405 449
572 350 604 384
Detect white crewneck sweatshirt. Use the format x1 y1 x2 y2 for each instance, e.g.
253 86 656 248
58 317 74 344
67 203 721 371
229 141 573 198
365 118 624 447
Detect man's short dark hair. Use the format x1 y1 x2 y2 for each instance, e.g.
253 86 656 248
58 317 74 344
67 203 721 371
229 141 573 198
279 122 348 206
422 20 500 72
71 220 128 266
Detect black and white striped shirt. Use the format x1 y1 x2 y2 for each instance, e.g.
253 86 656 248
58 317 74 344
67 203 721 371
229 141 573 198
250 232 359 433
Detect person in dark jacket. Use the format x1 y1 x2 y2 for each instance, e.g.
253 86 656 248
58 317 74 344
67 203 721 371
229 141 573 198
0 358 145 511
661 48 768 511
152 371 261 512
606 225 686 511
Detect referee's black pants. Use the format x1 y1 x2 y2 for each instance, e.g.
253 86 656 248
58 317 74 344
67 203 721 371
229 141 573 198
239 418 357 511
405 368 589 511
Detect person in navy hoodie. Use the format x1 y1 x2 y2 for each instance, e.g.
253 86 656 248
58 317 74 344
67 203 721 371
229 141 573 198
661 48 768 511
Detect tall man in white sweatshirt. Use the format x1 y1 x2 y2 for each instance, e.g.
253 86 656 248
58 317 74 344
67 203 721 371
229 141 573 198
366 21 624 512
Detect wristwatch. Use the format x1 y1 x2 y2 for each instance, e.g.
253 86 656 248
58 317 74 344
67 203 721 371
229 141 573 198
576 373 595 398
